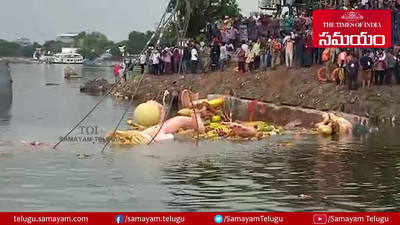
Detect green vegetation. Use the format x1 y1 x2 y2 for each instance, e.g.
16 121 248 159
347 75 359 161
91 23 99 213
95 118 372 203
188 0 241 38
0 39 41 57
111 31 154 57
42 40 69 54
127 31 154 53
75 32 114 60
0 30 152 59
168 0 241 38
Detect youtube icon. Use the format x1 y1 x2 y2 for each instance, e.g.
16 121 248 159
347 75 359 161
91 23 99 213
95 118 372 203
313 214 328 224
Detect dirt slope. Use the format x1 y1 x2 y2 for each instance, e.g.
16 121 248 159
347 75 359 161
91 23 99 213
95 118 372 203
111 65 400 124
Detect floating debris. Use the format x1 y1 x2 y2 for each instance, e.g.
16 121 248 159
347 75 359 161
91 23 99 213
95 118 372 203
108 94 284 146
80 79 112 93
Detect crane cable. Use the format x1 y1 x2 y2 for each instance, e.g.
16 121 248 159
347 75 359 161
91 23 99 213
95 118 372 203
53 0 188 151
146 90 174 145
101 0 183 152
52 79 122 149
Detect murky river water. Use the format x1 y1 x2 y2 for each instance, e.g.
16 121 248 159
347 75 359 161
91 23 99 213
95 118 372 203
0 64 399 212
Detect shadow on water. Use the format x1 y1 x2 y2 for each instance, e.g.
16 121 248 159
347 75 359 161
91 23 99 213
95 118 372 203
160 128 400 212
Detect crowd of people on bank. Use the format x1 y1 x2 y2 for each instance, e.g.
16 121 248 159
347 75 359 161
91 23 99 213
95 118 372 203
112 0 400 91
320 48 400 90
138 10 315 76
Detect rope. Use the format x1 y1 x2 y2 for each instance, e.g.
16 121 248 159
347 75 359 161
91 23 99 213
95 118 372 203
55 0 190 151
53 79 121 149
100 71 147 152
147 90 174 145
101 0 186 152
101 89 174 151
101 98 132 153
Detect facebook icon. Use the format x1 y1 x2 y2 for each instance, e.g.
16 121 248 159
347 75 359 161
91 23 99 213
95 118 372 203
115 215 124 224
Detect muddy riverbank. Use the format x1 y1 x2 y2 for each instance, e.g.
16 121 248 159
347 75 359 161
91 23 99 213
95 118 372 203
109 65 400 125
0 57 34 64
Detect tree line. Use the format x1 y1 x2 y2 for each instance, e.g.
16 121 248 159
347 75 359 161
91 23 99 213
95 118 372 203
0 0 241 59
0 39 41 58
0 31 154 60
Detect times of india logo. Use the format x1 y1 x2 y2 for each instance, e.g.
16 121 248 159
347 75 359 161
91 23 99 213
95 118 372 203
341 11 364 21
313 10 391 48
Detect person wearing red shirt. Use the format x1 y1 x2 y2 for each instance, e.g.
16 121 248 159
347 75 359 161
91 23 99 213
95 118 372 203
113 63 121 83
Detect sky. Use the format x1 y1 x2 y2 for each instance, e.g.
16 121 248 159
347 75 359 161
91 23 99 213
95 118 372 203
0 0 258 44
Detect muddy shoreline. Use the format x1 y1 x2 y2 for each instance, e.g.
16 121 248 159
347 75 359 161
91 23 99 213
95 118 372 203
105 65 400 126
1 57 34 64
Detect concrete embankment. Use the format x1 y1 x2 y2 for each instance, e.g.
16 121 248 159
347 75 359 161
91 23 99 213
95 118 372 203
210 95 367 128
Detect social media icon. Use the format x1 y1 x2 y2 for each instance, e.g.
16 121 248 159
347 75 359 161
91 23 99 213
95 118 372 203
115 214 124 224
313 214 327 224
214 215 223 223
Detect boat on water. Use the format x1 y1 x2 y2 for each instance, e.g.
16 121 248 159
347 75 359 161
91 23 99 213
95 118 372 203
64 66 82 79
34 48 84 64
33 47 84 64
52 53 84 64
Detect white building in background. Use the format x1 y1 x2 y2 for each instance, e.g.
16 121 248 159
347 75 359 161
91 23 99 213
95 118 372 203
61 48 79 54
56 33 79 44
259 0 282 10
259 0 308 9
258 0 311 16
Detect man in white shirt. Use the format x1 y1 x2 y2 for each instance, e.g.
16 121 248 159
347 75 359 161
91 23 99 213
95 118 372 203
241 41 249 53
152 49 160 75
284 37 294 68
191 46 199 74
220 43 228 71
139 54 146 74
361 0 369 7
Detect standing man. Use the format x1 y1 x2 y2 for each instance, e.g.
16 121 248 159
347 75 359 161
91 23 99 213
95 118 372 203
191 45 199 74
210 41 221 71
139 53 146 74
294 34 304 68
395 49 400 84
227 26 239 48
172 48 181 74
236 47 246 74
252 39 261 70
201 44 211 73
182 45 191 74
121 60 127 82
147 47 154 74
220 42 228 71
246 44 256 73
374 50 387 85
359 50 374 88
284 36 295 69
385 49 396 85
113 63 121 83
241 40 249 54
346 52 360 91
259 38 268 71
270 37 282 69
152 49 160 75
